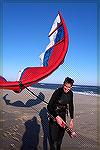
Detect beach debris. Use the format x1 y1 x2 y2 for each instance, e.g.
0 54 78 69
3 130 20 143
41 135 44 138
15 114 30 122
3 131 12 136
16 132 22 136
0 119 5 122
12 128 18 132
15 125 19 128
12 136 20 142
2 111 5 114
0 128 3 131
91 112 94 115
3 132 8 137
10 143 16 148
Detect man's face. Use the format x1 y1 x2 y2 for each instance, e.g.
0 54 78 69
63 83 72 93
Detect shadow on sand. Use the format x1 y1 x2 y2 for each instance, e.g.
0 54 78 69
3 93 52 149
39 107 51 150
3 93 45 107
20 116 40 150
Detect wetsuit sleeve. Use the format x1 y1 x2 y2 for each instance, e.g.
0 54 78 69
47 89 59 117
69 92 74 119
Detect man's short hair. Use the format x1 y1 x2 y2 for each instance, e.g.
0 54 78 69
63 77 74 86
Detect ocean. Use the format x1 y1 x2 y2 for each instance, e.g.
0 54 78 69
31 83 100 96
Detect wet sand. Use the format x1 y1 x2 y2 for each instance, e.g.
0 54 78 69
0 88 100 150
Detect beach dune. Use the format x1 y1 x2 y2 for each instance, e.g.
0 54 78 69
0 88 100 150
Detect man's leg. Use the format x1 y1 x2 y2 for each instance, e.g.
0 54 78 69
49 121 65 150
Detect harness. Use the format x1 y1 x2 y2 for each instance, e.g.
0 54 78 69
55 90 69 116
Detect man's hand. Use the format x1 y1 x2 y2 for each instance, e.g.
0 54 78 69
55 116 66 128
69 119 74 129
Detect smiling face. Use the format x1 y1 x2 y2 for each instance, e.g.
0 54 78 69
63 83 72 93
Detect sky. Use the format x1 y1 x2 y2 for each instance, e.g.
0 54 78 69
0 0 99 86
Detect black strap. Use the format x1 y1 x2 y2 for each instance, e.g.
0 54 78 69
19 81 23 92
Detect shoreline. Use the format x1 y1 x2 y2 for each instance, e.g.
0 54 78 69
0 88 100 150
28 87 100 97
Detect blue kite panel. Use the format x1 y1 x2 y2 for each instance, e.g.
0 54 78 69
55 25 64 44
43 47 53 66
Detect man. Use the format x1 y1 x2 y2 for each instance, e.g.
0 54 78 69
47 77 74 150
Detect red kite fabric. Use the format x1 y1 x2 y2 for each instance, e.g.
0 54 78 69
0 12 69 93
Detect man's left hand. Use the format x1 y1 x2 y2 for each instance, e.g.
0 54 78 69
69 119 74 129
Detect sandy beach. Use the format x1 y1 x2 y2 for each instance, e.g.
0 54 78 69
0 87 100 150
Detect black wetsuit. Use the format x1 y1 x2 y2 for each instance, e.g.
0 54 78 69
47 87 74 150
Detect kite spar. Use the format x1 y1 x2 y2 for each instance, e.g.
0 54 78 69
0 12 69 93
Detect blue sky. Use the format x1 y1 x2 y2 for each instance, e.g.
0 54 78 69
1 1 98 86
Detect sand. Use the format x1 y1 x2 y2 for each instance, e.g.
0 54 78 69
0 88 100 150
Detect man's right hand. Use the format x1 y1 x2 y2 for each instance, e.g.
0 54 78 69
55 116 66 128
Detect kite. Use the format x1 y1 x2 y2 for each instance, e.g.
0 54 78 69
0 12 69 93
